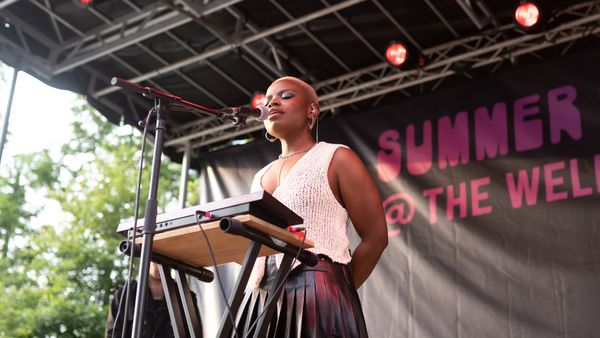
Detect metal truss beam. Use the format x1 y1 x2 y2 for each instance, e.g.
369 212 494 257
56 3 170 53
52 10 187 75
0 9 60 51
163 1 600 152
0 33 50 77
94 0 366 97
51 0 243 75
0 0 22 10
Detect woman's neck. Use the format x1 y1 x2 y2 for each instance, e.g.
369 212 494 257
280 134 315 157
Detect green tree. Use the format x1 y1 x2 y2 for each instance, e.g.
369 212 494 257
0 151 57 257
0 157 35 258
0 99 189 337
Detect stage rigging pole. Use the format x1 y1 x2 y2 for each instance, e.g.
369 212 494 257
0 67 19 168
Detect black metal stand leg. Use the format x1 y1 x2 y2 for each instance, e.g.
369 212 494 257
132 98 167 338
217 241 262 338
253 255 294 338
159 263 187 338
175 269 202 338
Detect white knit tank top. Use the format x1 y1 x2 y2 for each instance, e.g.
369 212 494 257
247 142 351 289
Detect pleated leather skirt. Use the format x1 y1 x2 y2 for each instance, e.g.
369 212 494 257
233 256 368 338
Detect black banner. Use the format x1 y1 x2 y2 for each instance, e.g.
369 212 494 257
198 48 600 338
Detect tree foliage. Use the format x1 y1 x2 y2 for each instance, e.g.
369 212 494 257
0 99 190 337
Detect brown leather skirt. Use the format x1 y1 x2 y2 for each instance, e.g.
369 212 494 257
234 256 368 338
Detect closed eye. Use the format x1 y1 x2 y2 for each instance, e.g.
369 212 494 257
280 90 295 100
264 88 296 105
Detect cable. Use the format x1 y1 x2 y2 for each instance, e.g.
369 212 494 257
108 281 129 338
242 229 307 338
112 111 153 338
194 213 241 338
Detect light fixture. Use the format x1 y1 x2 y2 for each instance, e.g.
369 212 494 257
386 42 408 67
251 92 266 108
514 2 541 29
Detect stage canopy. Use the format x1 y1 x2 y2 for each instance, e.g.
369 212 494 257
1 0 599 167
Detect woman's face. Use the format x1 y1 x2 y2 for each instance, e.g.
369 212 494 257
263 79 312 138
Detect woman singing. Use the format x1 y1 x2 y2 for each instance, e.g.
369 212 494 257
236 76 388 338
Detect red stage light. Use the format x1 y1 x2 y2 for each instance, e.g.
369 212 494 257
386 42 407 67
79 0 92 4
251 93 266 108
514 2 541 28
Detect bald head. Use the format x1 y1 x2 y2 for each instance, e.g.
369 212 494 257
272 76 319 112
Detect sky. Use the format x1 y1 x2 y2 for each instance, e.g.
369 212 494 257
0 63 79 170
0 62 80 228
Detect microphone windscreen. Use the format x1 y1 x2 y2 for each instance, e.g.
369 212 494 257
256 105 269 121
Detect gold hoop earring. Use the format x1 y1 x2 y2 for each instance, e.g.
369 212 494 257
265 131 278 143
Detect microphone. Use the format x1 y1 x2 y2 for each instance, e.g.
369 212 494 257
219 105 269 122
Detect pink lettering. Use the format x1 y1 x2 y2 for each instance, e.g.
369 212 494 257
514 94 543 152
438 112 469 169
376 129 401 182
544 161 568 202
383 193 416 237
506 167 540 208
471 177 492 216
406 121 433 176
474 103 508 160
423 187 444 224
570 159 592 197
446 182 467 220
548 86 582 144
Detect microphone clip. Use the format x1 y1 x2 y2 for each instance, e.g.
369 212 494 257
217 107 247 125
217 105 268 125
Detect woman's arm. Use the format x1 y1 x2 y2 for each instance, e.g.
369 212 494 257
330 148 388 288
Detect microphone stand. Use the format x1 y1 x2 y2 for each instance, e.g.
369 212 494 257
131 94 165 338
110 77 236 338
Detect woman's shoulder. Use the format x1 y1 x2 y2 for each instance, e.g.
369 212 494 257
315 141 351 155
317 141 354 156
311 142 352 166
323 143 364 170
